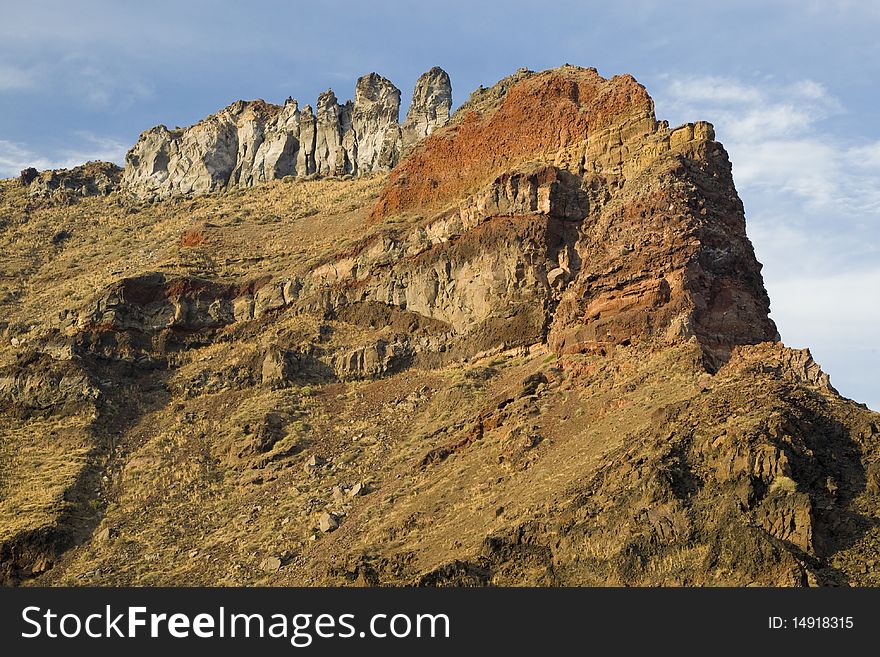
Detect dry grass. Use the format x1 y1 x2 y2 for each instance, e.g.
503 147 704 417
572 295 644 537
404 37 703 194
0 175 386 341
30 338 707 585
0 414 95 542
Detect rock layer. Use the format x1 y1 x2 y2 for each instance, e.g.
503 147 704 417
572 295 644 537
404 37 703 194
373 66 777 367
122 69 450 200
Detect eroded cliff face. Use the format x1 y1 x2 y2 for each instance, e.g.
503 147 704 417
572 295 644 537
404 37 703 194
1 65 878 588
368 66 778 367
122 68 451 200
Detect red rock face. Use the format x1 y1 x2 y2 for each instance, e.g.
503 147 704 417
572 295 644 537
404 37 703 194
548 138 779 368
371 68 652 221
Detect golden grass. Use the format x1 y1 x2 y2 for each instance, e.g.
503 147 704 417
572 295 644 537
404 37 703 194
0 414 94 541
0 174 387 339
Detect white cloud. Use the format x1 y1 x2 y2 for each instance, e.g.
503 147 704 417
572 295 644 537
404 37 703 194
0 134 126 178
723 104 814 141
726 133 880 215
0 140 53 174
727 139 840 208
0 63 39 91
747 215 879 281
663 75 764 104
848 141 880 169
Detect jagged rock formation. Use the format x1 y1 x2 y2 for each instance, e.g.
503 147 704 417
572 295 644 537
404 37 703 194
350 74 403 173
123 100 297 199
401 66 452 149
1 65 878 588
122 69 450 200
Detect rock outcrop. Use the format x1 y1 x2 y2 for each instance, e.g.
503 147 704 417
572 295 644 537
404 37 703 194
401 66 452 149
122 100 293 198
351 74 403 173
313 90 350 177
20 161 121 202
122 68 450 200
372 66 778 367
0 354 100 415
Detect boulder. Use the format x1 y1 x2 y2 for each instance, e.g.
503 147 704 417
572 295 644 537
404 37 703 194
319 512 339 533
261 556 282 572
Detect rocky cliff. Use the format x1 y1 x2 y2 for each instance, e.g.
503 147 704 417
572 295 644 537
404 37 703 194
0 65 878 587
122 68 452 200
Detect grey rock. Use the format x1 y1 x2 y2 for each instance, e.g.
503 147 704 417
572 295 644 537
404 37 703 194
402 67 452 149
25 161 121 201
319 512 339 533
261 556 282 572
252 98 302 183
121 68 451 200
19 167 38 186
297 105 317 176
333 340 411 381
314 90 349 176
253 283 285 318
261 345 290 387
351 73 401 173
122 101 273 199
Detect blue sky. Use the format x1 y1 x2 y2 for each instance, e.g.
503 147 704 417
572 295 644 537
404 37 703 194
1 1 877 409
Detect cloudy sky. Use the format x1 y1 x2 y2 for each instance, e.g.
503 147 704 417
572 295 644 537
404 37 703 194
1 1 877 409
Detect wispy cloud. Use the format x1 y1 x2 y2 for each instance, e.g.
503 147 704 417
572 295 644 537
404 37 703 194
849 141 880 170
0 133 127 178
0 63 39 91
0 50 154 114
664 76 764 104
59 57 155 110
